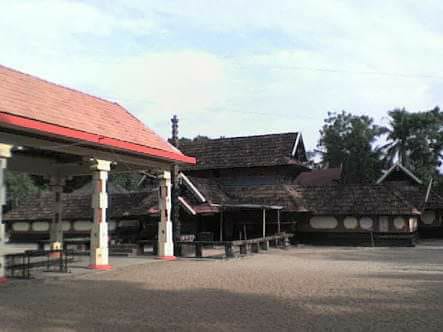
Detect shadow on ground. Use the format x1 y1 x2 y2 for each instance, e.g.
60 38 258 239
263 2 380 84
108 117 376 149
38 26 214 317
1 272 443 331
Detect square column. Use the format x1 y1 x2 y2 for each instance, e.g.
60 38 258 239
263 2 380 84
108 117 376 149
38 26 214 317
158 171 175 260
49 177 65 251
0 144 12 284
88 160 112 270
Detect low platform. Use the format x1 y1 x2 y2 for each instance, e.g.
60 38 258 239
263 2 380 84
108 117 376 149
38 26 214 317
298 232 417 247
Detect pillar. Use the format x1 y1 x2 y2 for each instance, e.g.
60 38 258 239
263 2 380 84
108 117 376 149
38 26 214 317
219 210 224 241
170 115 181 250
49 176 65 251
0 144 11 284
88 160 112 270
262 209 266 238
158 170 175 260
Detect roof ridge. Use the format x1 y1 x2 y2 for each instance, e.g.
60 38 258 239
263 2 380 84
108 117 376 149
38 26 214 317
0 64 123 107
182 132 299 143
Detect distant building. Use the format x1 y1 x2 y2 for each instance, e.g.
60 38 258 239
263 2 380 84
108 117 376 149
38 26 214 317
4 132 443 247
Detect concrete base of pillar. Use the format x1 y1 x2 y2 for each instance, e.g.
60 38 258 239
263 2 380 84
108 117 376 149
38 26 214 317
88 264 112 270
158 222 174 257
0 255 6 283
157 256 176 261
90 222 110 267
90 247 109 266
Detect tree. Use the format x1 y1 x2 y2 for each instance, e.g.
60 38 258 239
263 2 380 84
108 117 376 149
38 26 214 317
5 171 41 206
382 107 443 182
109 172 151 192
317 111 384 183
177 135 210 145
381 108 411 166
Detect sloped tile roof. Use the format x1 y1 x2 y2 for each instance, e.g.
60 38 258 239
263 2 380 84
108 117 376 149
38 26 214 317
385 183 443 211
285 185 420 215
185 176 229 204
4 181 425 221
180 133 304 170
3 191 157 221
294 168 342 185
0 65 194 164
222 184 299 210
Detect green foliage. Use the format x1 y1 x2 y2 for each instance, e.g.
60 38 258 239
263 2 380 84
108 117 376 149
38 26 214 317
382 107 443 182
109 172 149 192
5 171 41 205
317 111 384 183
178 135 210 145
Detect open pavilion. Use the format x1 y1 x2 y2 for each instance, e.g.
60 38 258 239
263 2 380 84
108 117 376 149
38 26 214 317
0 64 195 283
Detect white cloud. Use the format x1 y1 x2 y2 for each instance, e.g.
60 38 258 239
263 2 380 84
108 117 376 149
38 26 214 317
1 0 443 150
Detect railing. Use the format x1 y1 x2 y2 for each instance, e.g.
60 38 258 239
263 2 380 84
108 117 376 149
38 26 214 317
176 233 294 258
5 249 73 279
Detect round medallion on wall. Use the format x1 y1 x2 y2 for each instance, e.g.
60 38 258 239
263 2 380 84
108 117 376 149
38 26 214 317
393 217 406 230
12 222 30 232
32 221 50 232
73 221 92 231
343 217 358 229
309 216 338 229
359 217 373 230
422 211 435 225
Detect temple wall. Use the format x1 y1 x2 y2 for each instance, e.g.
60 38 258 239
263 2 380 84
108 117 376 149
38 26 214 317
419 210 442 227
297 215 417 233
5 217 150 242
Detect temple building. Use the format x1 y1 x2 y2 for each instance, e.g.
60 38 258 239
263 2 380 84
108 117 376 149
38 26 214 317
5 127 443 248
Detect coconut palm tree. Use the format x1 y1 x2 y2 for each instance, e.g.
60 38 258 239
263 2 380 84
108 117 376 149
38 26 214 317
381 108 413 167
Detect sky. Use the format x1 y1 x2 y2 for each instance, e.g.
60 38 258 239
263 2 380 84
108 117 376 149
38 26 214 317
1 0 443 152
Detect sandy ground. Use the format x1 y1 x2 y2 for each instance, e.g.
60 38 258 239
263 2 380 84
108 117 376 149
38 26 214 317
1 244 443 331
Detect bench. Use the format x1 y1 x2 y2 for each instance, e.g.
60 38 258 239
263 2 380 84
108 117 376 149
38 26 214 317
5 249 73 279
136 240 158 256
37 238 90 251
176 233 294 259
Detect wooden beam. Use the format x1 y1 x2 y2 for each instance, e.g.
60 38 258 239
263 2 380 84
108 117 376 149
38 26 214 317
0 131 172 170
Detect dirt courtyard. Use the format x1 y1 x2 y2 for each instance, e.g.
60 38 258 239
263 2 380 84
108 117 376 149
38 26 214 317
1 243 443 331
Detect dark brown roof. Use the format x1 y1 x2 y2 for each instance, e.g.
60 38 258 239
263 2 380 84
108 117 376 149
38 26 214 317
71 182 128 195
294 168 342 185
222 184 299 210
180 133 306 170
4 191 157 221
4 180 425 221
185 176 229 204
385 183 443 211
285 185 420 216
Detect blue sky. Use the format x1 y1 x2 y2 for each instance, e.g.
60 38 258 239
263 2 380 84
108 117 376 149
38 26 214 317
1 0 443 151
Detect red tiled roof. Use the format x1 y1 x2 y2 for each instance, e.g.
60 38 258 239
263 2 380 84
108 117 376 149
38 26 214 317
0 65 195 164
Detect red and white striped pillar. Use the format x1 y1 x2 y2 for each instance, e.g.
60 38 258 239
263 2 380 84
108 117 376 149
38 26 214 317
88 159 112 270
49 176 65 251
0 144 12 284
158 170 175 260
